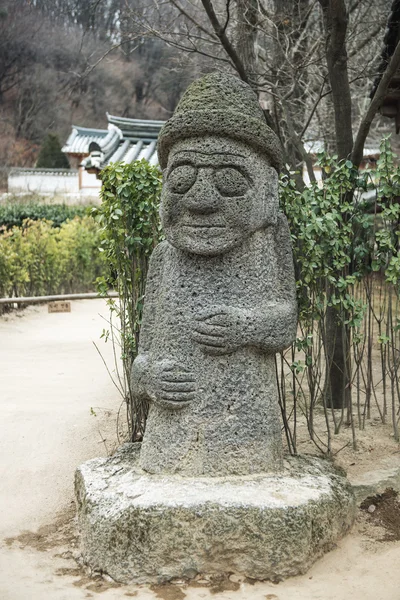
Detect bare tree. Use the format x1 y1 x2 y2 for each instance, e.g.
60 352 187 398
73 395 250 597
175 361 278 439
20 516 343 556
0 1 40 101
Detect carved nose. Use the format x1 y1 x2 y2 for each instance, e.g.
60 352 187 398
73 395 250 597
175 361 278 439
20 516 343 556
184 169 220 214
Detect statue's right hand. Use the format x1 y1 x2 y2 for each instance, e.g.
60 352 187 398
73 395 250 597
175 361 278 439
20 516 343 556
150 359 196 410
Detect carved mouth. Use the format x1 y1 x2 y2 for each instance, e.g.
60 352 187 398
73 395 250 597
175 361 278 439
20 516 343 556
183 224 227 238
183 224 226 229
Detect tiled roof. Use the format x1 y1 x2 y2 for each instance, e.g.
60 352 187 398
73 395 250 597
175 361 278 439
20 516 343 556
62 116 165 168
62 126 118 156
107 114 164 141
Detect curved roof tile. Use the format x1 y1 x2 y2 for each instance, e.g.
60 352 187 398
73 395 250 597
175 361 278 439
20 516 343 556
64 114 164 168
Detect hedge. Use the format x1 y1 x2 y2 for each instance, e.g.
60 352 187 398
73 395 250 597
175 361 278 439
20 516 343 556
0 216 106 299
0 202 90 229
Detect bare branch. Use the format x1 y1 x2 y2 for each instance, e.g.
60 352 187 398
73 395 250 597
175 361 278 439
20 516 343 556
169 0 216 39
221 0 231 35
299 77 329 139
352 39 400 167
348 22 383 59
200 0 250 83
74 40 132 82
141 23 231 65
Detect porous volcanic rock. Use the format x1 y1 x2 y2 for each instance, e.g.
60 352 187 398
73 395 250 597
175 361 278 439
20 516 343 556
75 444 356 584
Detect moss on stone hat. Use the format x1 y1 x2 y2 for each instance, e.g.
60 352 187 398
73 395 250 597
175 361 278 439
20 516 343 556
157 72 282 172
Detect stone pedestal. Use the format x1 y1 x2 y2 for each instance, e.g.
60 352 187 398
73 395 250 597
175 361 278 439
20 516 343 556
75 444 355 584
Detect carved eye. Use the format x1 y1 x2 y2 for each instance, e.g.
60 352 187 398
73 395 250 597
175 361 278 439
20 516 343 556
214 167 249 197
168 165 197 194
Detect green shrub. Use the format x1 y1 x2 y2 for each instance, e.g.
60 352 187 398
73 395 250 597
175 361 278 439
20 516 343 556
0 216 105 299
57 215 106 293
36 133 70 169
95 159 162 440
278 137 400 451
0 202 90 229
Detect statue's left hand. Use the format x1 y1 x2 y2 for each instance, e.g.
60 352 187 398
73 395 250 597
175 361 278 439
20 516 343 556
192 306 244 355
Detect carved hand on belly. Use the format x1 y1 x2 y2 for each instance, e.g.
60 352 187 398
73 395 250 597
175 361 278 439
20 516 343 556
148 359 196 409
192 305 244 355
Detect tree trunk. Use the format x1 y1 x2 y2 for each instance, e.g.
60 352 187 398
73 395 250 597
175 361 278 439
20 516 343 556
324 302 351 410
273 0 311 188
318 0 353 409
235 0 258 81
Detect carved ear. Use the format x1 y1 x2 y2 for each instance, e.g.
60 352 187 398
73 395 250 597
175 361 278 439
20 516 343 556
251 168 278 229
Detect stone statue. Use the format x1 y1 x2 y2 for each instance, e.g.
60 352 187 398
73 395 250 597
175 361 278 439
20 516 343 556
131 72 297 476
76 73 355 585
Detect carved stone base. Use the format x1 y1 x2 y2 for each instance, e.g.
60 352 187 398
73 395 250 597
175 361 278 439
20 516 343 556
75 444 355 584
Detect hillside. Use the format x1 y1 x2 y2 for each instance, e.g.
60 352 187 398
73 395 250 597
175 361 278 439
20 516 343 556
0 0 198 187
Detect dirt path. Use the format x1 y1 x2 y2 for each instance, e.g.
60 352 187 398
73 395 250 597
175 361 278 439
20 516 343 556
0 300 399 600
0 300 121 539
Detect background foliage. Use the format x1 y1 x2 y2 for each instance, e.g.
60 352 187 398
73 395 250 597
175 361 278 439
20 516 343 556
0 215 105 300
0 201 89 229
279 137 400 453
36 133 70 169
94 159 162 441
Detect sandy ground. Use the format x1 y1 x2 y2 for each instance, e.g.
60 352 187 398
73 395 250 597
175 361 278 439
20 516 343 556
0 300 400 600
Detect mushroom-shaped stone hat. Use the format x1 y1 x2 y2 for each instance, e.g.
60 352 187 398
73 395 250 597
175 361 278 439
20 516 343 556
157 72 282 172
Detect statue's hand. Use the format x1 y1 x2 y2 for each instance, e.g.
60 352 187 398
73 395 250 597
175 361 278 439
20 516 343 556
150 359 196 410
192 306 244 355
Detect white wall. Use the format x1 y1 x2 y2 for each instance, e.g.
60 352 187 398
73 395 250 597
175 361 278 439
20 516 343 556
80 168 101 191
7 168 101 204
8 169 79 194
